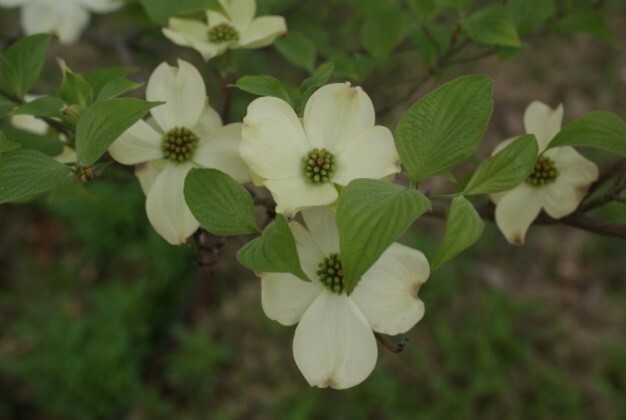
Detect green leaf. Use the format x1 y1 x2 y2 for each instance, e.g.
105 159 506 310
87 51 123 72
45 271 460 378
0 149 73 204
0 131 20 153
547 111 626 156
139 0 218 25
432 195 484 269
274 32 316 72
435 0 473 11
464 134 538 195
336 179 431 293
1 126 64 156
361 8 405 58
0 34 50 98
395 75 493 182
233 75 293 104
236 215 308 281
0 95 15 118
85 66 142 101
184 168 258 236
75 98 160 167
507 0 555 34
558 9 615 44
95 78 142 102
463 5 521 47
12 96 64 118
296 62 334 114
58 60 94 107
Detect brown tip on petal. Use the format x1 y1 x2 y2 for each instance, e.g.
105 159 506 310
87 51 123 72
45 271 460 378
575 185 590 201
511 232 525 246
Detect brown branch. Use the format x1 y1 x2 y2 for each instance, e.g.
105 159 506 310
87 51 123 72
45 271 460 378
375 333 409 354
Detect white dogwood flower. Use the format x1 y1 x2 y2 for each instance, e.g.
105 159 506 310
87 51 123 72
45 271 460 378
108 59 249 245
490 101 599 245
261 207 429 389
0 0 123 44
162 0 286 61
240 83 400 218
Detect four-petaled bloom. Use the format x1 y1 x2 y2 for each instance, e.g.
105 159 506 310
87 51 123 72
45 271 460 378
0 0 123 44
162 0 286 62
490 101 599 245
240 83 401 218
261 207 429 389
108 59 249 245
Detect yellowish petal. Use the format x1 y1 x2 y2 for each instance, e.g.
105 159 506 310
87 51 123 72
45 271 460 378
108 119 163 165
495 184 545 245
238 16 287 48
193 123 250 183
264 176 338 219
523 101 563 152
261 272 323 326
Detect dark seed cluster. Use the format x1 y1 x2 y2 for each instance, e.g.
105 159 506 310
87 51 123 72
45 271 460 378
317 253 344 294
525 155 559 186
208 23 240 43
303 148 336 184
162 127 199 163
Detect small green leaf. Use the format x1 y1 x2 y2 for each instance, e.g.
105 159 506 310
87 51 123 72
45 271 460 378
0 95 15 118
184 168 258 236
507 0 555 34
75 98 160 167
84 66 142 101
296 62 334 114
0 34 50 98
233 75 293 104
547 111 626 156
95 78 142 102
432 195 484 269
361 8 405 58
0 149 73 204
236 215 308 281
139 0 218 25
12 96 64 118
435 0 473 11
395 75 493 182
558 9 615 44
0 131 20 153
464 134 538 195
337 179 431 293
1 126 64 156
463 5 521 47
58 60 94 107
274 32 316 72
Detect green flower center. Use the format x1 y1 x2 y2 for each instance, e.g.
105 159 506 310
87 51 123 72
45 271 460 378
303 148 336 184
525 155 559 187
208 23 240 43
317 253 344 294
162 127 199 163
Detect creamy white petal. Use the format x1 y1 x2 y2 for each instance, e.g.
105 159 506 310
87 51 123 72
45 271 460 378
333 126 400 186
294 292 377 389
261 272 323 326
145 163 199 245
543 180 585 219
162 19 222 62
545 146 599 188
206 10 230 27
238 16 286 48
11 114 48 134
193 105 223 137
218 0 255 30
193 123 250 183
264 176 338 219
146 60 207 132
135 161 162 195
301 207 339 256
289 221 326 281
76 0 123 13
22 1 90 44
55 146 76 164
495 183 545 245
240 97 309 179
304 83 376 155
523 101 563 152
351 243 428 335
108 119 163 165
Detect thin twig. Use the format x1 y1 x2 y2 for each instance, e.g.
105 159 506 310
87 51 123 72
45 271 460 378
375 333 409 354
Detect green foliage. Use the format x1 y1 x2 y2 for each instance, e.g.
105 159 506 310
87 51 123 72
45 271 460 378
0 34 50 99
274 31 317 72
139 0 218 25
0 131 20 153
237 214 308 281
59 61 95 107
1 125 64 156
464 134 538 195
296 62 334 114
507 0 555 34
233 75 294 105
463 5 521 47
432 195 484 268
0 94 14 118
184 168 258 236
395 75 493 183
336 179 431 293
75 98 159 166
548 111 626 156
12 96 64 119
558 8 615 44
361 7 405 58
0 149 73 204
84 67 142 102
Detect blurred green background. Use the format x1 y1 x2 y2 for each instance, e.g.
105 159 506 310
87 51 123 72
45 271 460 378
1 0 625 418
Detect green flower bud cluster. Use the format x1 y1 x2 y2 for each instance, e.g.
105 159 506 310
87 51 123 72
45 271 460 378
208 23 240 43
526 155 559 186
303 148 336 184
162 127 199 163
317 253 344 294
